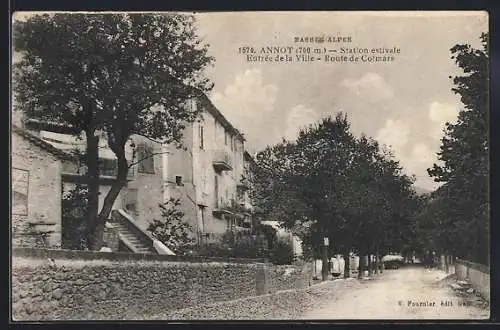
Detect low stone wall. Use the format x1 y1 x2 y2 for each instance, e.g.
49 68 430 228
267 263 313 293
455 259 490 301
155 278 363 320
11 248 312 320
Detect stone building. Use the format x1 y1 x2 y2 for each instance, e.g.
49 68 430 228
12 92 257 251
11 124 74 247
165 94 253 243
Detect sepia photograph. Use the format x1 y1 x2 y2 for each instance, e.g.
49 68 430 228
10 11 489 321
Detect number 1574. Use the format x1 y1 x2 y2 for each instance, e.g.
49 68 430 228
238 47 255 54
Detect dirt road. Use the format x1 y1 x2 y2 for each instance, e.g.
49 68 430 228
302 266 489 320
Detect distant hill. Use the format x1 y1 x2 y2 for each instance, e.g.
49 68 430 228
413 186 433 196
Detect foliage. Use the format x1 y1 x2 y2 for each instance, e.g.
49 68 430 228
61 184 89 250
147 198 194 255
252 113 418 261
191 231 269 260
13 13 214 249
268 236 296 265
423 33 489 265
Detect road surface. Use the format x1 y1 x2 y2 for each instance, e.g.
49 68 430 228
302 266 489 320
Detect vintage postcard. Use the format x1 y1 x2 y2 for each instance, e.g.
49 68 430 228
11 11 490 321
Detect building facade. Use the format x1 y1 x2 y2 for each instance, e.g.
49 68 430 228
11 125 73 248
13 93 256 249
164 95 253 243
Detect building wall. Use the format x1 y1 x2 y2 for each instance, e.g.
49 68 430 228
11 132 62 248
190 107 246 236
20 97 251 243
165 124 199 236
54 133 164 233
125 135 164 231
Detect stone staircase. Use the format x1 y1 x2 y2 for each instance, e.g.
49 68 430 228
110 209 157 254
113 221 154 254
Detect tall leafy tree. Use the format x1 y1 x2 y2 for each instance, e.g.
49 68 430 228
427 33 489 265
13 13 214 249
253 113 419 278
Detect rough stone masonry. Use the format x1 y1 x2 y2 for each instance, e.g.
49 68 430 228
11 255 311 320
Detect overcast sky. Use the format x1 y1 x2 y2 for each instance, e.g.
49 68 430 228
194 11 488 191
12 11 488 191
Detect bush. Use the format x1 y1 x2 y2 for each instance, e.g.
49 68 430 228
190 231 269 259
269 237 296 265
147 198 195 255
61 184 89 250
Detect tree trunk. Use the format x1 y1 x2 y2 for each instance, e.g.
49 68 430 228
375 245 380 275
97 147 128 223
358 251 364 279
368 253 373 276
445 253 450 273
343 248 350 279
86 134 100 250
91 143 128 250
322 242 329 281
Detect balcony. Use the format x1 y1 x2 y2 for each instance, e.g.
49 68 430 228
237 175 250 191
212 149 233 172
212 199 234 218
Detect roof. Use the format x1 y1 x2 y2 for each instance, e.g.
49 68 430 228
196 92 246 142
23 93 247 143
244 150 258 166
23 118 80 135
12 124 75 161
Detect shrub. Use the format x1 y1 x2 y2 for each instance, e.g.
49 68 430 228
147 198 195 255
269 237 296 265
191 231 269 259
61 184 89 250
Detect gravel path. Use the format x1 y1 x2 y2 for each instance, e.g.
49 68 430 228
301 266 489 320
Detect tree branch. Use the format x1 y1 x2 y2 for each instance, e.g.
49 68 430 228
128 150 171 169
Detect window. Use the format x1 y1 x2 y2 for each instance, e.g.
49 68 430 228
199 125 204 150
198 205 205 233
137 144 155 174
214 175 219 207
12 168 29 215
237 187 244 201
191 98 198 111
175 175 184 186
224 130 228 145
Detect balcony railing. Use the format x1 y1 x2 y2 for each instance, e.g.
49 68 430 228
213 199 233 218
213 198 253 219
212 149 233 172
237 175 250 191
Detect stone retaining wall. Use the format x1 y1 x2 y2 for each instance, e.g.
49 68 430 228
455 259 490 301
11 248 312 320
157 278 361 320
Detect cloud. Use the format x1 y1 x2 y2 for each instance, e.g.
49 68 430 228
405 143 435 175
375 119 441 190
211 69 278 149
428 101 459 140
411 143 436 165
375 119 410 152
340 72 394 102
404 143 440 190
284 105 318 141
